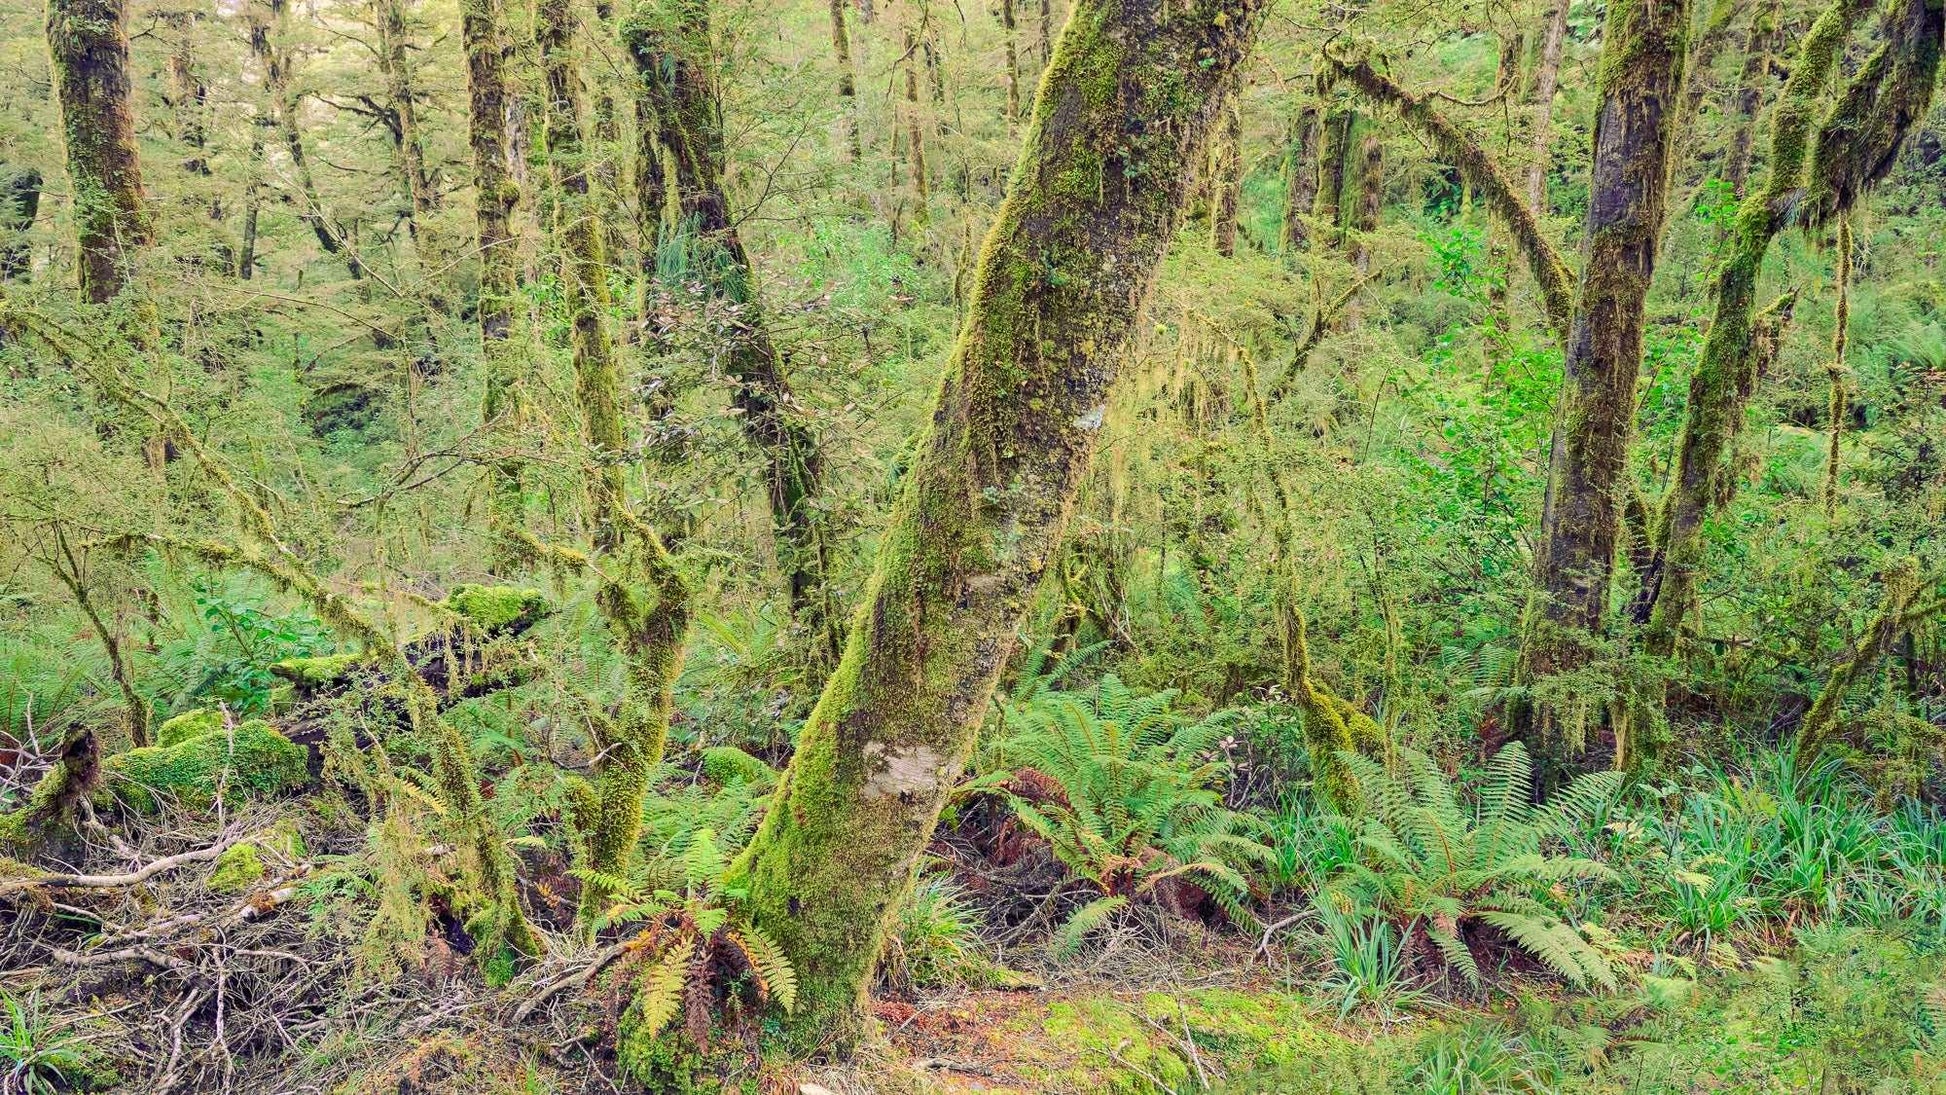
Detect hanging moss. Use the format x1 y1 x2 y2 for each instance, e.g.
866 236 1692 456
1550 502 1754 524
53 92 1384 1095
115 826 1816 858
99 720 308 813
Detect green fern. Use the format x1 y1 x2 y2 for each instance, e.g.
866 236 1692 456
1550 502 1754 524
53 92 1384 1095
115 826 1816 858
993 675 1272 950
1316 742 1622 991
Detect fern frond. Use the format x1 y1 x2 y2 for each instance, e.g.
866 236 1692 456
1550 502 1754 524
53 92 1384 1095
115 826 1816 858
1052 895 1129 960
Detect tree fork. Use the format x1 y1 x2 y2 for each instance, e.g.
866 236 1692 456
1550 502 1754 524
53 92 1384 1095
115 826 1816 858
730 0 1269 1042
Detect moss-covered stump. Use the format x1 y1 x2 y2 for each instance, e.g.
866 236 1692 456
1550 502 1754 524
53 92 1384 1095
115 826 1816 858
97 719 309 813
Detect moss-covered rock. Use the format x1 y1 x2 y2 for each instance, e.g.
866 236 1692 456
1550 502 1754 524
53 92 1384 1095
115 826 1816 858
157 707 223 748
100 720 309 813
700 745 778 788
209 841 265 893
444 584 549 634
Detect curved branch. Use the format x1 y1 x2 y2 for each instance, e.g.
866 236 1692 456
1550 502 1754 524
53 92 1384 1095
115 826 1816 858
1324 54 1574 335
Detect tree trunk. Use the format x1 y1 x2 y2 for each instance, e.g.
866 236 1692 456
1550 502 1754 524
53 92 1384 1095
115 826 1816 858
1001 0 1021 128
1641 0 1899 656
537 0 692 918
828 0 862 160
1351 125 1382 274
626 0 839 663
463 0 525 564
1523 0 1689 778
166 16 210 177
903 16 930 223
1526 0 1570 215
376 0 437 246
1823 215 1851 516
1210 89 1242 256
0 168 39 279
1314 105 1352 248
1722 0 1779 198
731 0 1266 1041
1038 0 1054 68
1281 104 1319 253
47 0 150 302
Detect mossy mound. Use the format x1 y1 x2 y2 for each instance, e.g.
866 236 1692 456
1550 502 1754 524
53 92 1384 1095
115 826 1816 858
157 707 224 748
700 745 779 787
443 584 549 634
100 720 309 813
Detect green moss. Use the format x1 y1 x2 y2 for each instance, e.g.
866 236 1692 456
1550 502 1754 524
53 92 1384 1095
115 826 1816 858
270 652 363 688
699 745 777 787
209 841 265 893
99 720 308 813
157 707 223 748
443 583 549 634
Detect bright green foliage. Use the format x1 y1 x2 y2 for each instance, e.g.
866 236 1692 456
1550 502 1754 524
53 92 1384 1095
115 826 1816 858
99 720 308 812
1320 743 1622 990
993 676 1274 936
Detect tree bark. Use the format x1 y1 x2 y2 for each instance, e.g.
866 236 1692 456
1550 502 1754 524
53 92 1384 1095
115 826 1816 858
730 0 1267 1041
1001 0 1021 128
47 0 150 302
1351 125 1382 274
903 15 930 223
1526 0 1570 215
463 0 525 565
1523 0 1689 777
1314 104 1352 249
1823 215 1851 516
537 0 692 919
375 0 437 239
626 0 838 663
1281 104 1319 253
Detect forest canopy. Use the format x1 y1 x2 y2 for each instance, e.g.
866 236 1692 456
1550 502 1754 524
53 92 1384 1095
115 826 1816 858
0 0 1944 1089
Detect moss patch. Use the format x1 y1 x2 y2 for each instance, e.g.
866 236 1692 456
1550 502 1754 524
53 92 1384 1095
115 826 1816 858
443 584 549 634
157 707 223 748
100 720 308 813
209 841 265 893
270 652 363 688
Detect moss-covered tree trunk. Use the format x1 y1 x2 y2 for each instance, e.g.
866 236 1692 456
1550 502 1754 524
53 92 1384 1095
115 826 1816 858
1351 126 1382 274
47 0 150 302
1641 0 1936 656
463 0 525 563
730 0 1267 1041
1282 104 1319 253
537 0 692 919
903 15 930 222
1722 0 1779 198
1314 103 1352 249
1001 0 1021 128
1522 0 1689 775
1210 89 1242 256
627 0 838 662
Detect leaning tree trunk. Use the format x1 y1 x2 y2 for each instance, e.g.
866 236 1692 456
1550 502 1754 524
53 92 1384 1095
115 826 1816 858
626 0 838 663
47 0 150 302
463 0 526 565
537 0 692 919
1522 0 1689 778
1641 0 1937 656
730 0 1267 1042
